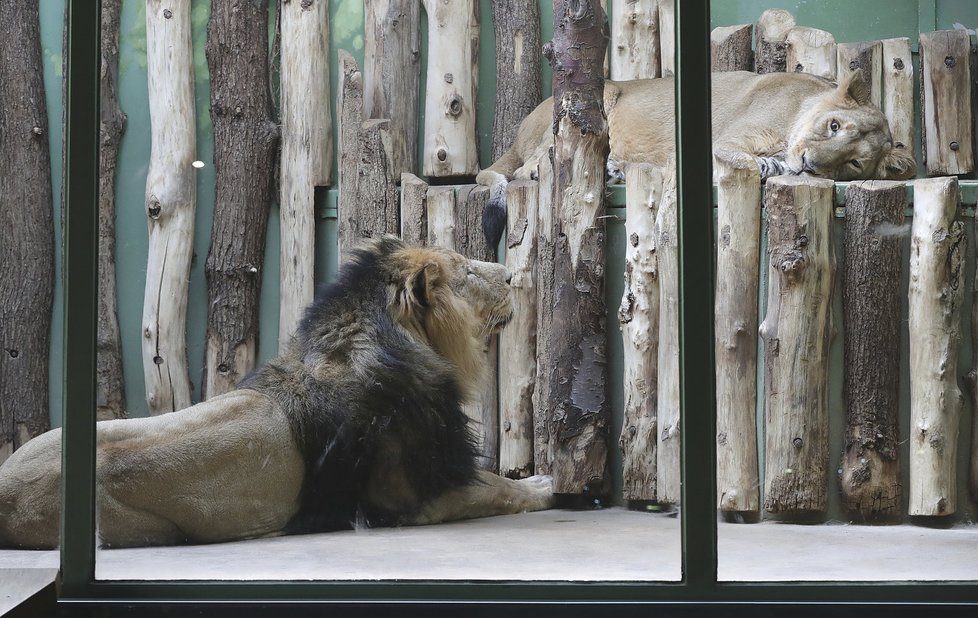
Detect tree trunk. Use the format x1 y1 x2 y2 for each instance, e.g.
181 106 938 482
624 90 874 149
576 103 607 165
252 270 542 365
610 0 660 80
655 167 680 505
142 0 197 414
710 24 752 73
0 0 54 461
421 0 480 177
278 0 331 349
656 0 674 77
837 41 882 109
400 172 428 246
499 179 539 479
785 26 836 79
539 0 610 495
908 176 965 517
364 0 421 177
97 0 128 419
971 213 978 504
754 9 794 74
840 181 905 520
881 38 915 157
533 152 555 477
919 30 974 177
490 0 542 160
714 152 761 514
759 176 835 515
203 0 278 400
618 163 661 502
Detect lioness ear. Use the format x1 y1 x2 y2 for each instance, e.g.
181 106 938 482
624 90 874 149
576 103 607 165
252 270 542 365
840 68 872 106
879 146 917 180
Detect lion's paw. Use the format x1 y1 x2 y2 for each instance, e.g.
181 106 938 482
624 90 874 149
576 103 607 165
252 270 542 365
516 475 555 511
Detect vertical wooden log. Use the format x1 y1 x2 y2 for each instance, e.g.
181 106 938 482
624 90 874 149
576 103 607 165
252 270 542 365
533 153 556 477
710 24 753 73
400 172 428 246
0 0 54 459
490 0 542 160
919 30 974 177
837 41 883 110
908 176 965 517
713 152 762 514
759 176 835 515
655 167 680 505
425 186 456 248
499 180 539 479
142 0 197 414
203 0 278 399
618 163 662 502
754 9 795 74
539 0 610 496
970 212 978 504
840 181 906 520
421 0 480 177
279 0 331 349
610 0 660 80
98 0 128 419
656 0 674 77
785 26 836 80
364 0 421 178
881 37 915 159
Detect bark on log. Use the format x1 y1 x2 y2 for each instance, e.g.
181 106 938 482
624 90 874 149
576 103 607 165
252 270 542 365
840 181 906 520
421 0 480 177
364 0 421 177
539 0 610 495
618 163 662 502
919 30 974 177
710 24 752 73
400 172 428 246
837 41 882 109
203 0 278 399
142 0 197 414
785 26 836 80
656 0 674 77
499 179 539 479
714 152 762 514
759 175 835 515
98 0 128 419
655 167 680 505
610 0 660 80
278 0 331 349
754 9 795 74
908 176 965 517
490 0 542 160
533 153 556 477
881 38 915 158
0 0 55 460
971 212 978 504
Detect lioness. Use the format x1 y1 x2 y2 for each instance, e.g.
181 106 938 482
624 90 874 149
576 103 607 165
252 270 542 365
0 237 554 549
477 69 916 245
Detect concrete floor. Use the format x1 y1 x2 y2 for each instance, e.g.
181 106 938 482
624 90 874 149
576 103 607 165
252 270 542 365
2 507 976 582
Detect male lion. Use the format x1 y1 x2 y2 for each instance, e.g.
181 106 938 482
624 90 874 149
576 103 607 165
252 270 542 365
477 69 917 246
0 237 554 549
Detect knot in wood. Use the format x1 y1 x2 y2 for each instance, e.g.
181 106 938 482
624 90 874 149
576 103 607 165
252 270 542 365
436 148 448 162
792 437 803 449
794 63 804 73
443 73 454 84
629 232 639 247
153 355 164 365
950 141 960 151
163 8 172 19
147 198 162 219
944 55 955 68
300 0 314 8
217 363 230 373
893 58 905 71
504 421 512 432
797 235 808 247
32 126 44 136
7 349 18 358
848 60 858 70
447 95 463 117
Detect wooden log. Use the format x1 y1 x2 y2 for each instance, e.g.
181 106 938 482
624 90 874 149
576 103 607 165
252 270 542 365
713 152 762 514
421 0 480 177
618 163 662 502
754 9 795 74
499 179 539 479
908 176 965 517
610 0 660 80
278 0 330 349
539 0 610 496
656 0 674 77
490 0 542 160
97 0 128 419
400 172 428 246
837 41 882 109
425 186 456 249
0 0 55 459
881 38 915 157
840 181 906 520
533 153 556 477
142 0 197 414
655 167 680 505
363 0 421 177
203 0 278 399
759 175 835 515
971 213 978 505
785 26 836 80
919 30 974 177
710 24 752 73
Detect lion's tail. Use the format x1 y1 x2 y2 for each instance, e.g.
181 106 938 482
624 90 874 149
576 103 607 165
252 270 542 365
475 148 523 249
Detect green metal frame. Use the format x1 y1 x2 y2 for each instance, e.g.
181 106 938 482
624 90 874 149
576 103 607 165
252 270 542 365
57 0 978 613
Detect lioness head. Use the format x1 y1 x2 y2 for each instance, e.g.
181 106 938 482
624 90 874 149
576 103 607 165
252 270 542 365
784 69 916 181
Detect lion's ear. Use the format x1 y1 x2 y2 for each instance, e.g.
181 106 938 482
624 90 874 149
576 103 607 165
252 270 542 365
840 68 872 106
407 262 441 310
878 146 917 180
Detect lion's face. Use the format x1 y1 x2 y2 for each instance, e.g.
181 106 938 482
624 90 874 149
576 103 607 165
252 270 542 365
784 70 916 181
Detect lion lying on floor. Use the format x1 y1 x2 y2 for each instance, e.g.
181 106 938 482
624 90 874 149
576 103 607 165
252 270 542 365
477 69 917 245
0 237 554 549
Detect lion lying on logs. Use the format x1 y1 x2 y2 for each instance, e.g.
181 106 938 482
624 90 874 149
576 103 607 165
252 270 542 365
0 237 554 549
477 69 917 245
